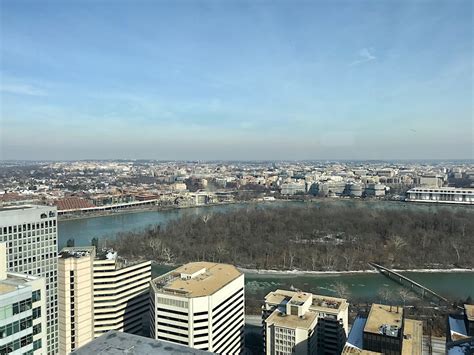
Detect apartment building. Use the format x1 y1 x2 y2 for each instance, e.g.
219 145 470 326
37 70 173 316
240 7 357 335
57 246 151 353
0 242 47 354
344 303 422 355
0 205 58 354
150 262 245 353
263 290 348 355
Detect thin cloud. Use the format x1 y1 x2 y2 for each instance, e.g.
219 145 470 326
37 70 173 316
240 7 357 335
0 83 47 96
350 48 377 66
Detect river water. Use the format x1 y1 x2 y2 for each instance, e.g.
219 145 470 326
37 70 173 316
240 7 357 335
58 200 474 301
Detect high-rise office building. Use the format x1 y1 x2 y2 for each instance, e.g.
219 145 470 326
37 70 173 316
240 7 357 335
58 247 95 354
263 290 349 355
0 205 58 354
0 242 47 354
150 262 245 353
57 246 151 353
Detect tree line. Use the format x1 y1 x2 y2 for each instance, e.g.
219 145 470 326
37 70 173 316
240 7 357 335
110 204 474 271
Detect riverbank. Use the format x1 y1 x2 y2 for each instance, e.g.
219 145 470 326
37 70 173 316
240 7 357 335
239 267 474 276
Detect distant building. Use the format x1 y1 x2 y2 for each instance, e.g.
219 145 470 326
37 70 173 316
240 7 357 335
406 187 474 205
364 184 386 197
71 330 211 354
0 205 58 354
0 242 47 354
344 303 422 355
263 289 349 355
418 175 444 188
58 246 152 353
446 304 474 355
281 183 306 196
150 262 245 353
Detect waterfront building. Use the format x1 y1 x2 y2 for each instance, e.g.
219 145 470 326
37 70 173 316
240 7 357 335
418 175 444 188
262 289 349 355
446 304 474 354
406 187 474 205
57 246 151 353
364 184 386 197
281 182 306 195
0 205 58 354
0 242 47 354
71 330 211 354
344 303 422 355
150 262 245 353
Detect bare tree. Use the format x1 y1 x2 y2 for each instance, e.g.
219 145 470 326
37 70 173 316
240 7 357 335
333 281 350 300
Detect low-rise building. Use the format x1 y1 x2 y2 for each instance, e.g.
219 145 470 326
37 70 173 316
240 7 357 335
406 187 474 205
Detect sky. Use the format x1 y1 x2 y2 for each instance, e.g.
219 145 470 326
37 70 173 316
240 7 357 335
0 0 472 161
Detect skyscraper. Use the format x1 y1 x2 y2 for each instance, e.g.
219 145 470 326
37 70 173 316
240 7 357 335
57 246 151 353
150 262 245 353
0 205 58 354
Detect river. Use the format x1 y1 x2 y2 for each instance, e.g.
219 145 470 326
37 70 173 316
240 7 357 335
58 200 474 301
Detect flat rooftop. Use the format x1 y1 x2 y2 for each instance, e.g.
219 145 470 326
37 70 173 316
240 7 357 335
71 330 210 354
265 307 318 330
401 319 423 355
265 289 347 313
0 272 40 295
364 304 403 335
59 246 95 259
341 346 381 355
464 304 474 321
153 262 242 298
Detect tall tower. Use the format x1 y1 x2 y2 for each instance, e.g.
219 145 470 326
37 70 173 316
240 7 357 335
0 205 59 354
150 262 245 354
58 246 152 353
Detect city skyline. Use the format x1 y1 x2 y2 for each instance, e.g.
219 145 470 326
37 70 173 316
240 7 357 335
1 0 473 160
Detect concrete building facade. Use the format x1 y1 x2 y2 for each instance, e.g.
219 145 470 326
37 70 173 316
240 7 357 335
57 246 151 353
0 205 58 354
263 289 349 355
150 262 245 354
0 242 47 354
406 187 474 205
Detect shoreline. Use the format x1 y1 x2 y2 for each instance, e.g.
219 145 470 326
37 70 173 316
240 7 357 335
56 197 473 222
239 267 474 276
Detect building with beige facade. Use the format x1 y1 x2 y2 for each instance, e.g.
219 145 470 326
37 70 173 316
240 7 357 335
58 246 151 354
150 262 245 354
0 242 47 354
263 290 349 355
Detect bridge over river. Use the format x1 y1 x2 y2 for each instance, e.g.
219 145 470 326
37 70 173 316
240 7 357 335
369 262 450 304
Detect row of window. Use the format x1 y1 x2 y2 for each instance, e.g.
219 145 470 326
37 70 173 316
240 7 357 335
0 316 33 338
0 334 33 353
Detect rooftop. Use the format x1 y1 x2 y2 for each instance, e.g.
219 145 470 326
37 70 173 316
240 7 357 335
341 345 381 355
59 246 95 259
71 330 210 354
153 262 242 298
265 289 347 313
364 304 403 336
401 319 423 355
464 304 474 321
265 307 318 330
0 272 40 295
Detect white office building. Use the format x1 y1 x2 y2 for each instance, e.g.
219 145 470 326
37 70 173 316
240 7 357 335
0 205 58 354
0 242 47 354
150 262 245 354
406 187 474 205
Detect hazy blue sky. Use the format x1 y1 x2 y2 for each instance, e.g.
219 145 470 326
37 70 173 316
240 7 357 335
1 0 472 160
